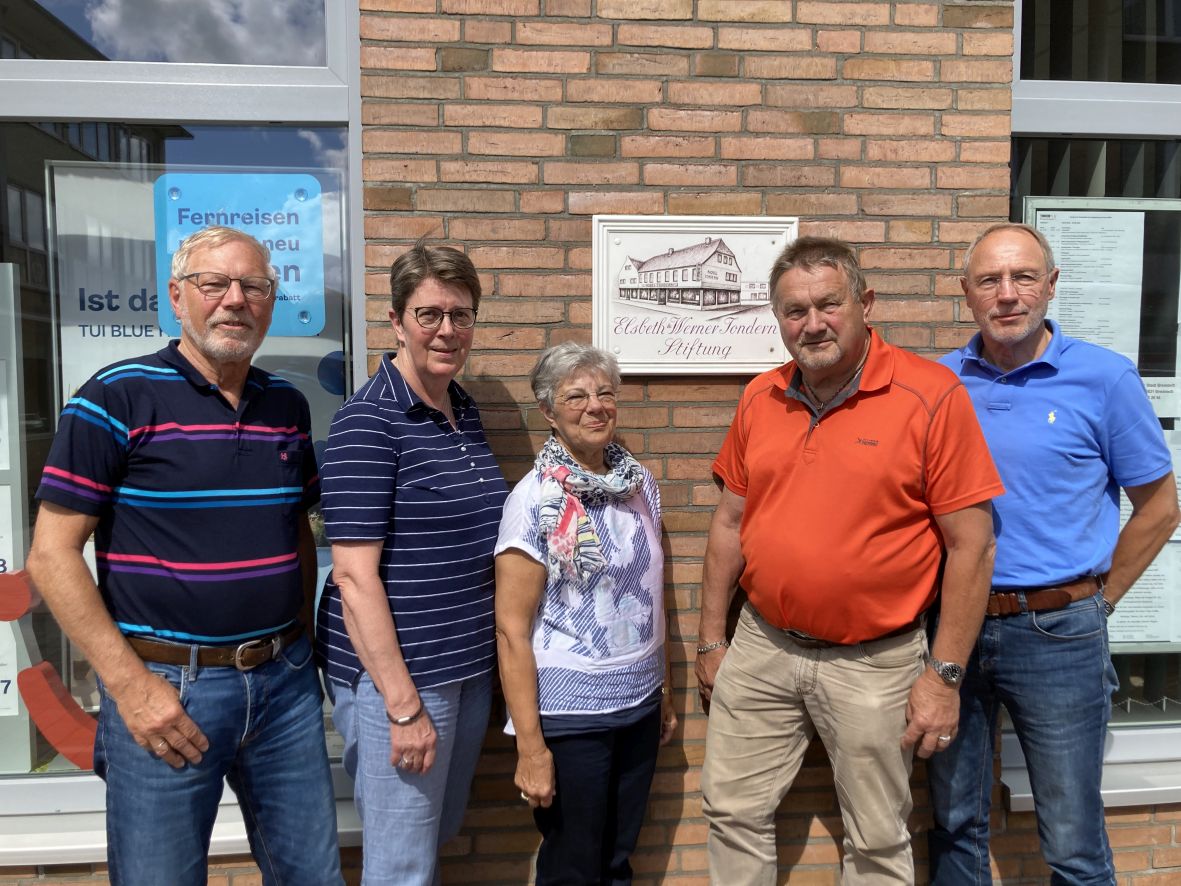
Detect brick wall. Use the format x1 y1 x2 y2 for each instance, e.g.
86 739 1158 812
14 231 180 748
4 1 1180 885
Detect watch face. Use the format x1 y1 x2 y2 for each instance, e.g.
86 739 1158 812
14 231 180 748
932 659 963 685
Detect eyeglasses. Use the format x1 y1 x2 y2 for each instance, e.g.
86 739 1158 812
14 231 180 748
969 271 1049 296
411 307 477 329
180 272 275 302
557 389 618 410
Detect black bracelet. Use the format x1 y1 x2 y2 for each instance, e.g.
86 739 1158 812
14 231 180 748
387 702 425 726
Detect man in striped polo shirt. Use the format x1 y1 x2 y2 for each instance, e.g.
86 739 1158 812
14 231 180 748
28 226 341 885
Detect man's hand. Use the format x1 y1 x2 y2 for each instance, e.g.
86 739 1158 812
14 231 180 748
389 709 438 775
694 646 728 709
660 693 679 746
515 746 555 809
900 667 960 759
110 670 209 769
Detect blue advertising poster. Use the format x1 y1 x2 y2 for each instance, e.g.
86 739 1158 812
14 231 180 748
154 173 325 336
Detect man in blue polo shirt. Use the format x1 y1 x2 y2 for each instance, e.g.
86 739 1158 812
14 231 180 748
27 226 341 885
928 222 1179 884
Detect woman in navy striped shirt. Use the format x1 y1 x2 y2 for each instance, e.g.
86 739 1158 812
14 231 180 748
315 244 508 885
495 342 677 885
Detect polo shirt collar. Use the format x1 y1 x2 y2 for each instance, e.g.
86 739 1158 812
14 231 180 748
960 318 1063 376
157 340 267 402
379 353 473 417
777 327 892 397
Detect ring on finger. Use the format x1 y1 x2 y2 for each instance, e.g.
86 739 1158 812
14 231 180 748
520 791 530 802
937 734 952 743
155 739 168 753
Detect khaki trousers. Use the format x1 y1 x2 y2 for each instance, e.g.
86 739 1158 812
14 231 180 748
702 604 926 886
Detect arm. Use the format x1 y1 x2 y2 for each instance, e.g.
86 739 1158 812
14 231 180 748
331 539 437 774
901 501 995 758
494 548 553 808
660 608 678 746
694 485 747 707
26 502 209 768
297 513 318 641
1103 473 1180 608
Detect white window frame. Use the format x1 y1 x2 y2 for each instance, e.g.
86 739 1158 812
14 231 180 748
0 2 366 862
1005 0 1181 807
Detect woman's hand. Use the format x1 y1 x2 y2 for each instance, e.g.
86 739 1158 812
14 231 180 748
660 693 678 746
389 707 437 775
515 745 555 809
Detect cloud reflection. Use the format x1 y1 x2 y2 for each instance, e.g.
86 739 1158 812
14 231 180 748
83 0 326 66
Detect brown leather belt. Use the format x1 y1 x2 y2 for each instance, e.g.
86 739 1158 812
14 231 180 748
782 613 926 650
985 577 1100 617
127 623 304 671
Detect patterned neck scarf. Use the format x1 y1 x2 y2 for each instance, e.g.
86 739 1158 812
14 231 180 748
536 434 645 583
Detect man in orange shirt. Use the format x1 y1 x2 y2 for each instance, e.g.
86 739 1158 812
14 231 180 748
695 236 1003 884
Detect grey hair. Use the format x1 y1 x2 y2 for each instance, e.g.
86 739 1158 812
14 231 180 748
530 342 621 410
768 236 867 307
962 223 1057 277
171 226 274 281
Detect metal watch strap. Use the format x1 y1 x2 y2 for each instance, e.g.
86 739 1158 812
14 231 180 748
696 639 730 654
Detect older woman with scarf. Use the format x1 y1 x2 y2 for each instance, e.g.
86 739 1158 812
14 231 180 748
495 342 677 886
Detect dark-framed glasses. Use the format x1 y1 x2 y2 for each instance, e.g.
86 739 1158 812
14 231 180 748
411 306 477 329
970 271 1049 296
180 272 275 302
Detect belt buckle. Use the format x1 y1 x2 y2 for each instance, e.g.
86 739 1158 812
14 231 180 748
233 634 281 671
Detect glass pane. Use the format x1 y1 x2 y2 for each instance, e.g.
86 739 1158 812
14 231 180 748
1112 653 1181 725
6 1 326 66
1022 0 1181 84
0 121 350 775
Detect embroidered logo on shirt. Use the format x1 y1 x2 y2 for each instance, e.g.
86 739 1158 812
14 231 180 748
1048 411 1056 424
280 451 289 461
856 437 879 447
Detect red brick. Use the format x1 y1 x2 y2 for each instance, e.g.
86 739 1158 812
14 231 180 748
623 135 717 158
894 3 939 27
767 193 858 216
888 220 934 243
491 48 590 73
360 15 460 42
800 2 889 24
441 0 538 11
860 248 951 271
943 4 1014 29
362 102 439 126
717 26 812 52
415 189 517 212
567 79 665 104
765 83 858 108
464 19 512 43
360 46 436 70
361 0 435 10
742 165 836 187
546 219 592 241
516 21 613 45
548 106 644 129
668 80 762 105
463 76 563 102
698 0 792 22
543 161 640 184
520 190 565 213
568 191 665 215
362 74 460 99
941 114 1011 137
447 218 545 241
799 220 886 242
942 59 1013 84
364 216 444 239
840 166 930 189
364 129 461 154
363 157 438 181
439 160 539 183
959 141 1011 163
617 24 715 49
720 136 814 160
817 137 862 160
844 113 934 136
817 29 862 53
498 274 592 297
748 109 840 133
935 166 1009 190
599 0 693 18
867 30 957 55
862 193 952 216
468 131 565 156
869 299 953 321
956 194 1009 217
644 163 739 186
866 139 955 162
667 192 762 215
363 186 413 211
648 108 744 132
862 86 953 109
745 56 838 80
963 31 1014 57
844 58 935 82
958 88 1012 111
597 52 691 76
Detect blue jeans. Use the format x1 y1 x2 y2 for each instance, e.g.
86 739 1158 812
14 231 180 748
94 635 342 886
927 593 1118 885
331 670 491 886
533 707 661 886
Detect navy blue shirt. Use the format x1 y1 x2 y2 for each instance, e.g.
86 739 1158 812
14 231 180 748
36 341 319 643
315 357 508 689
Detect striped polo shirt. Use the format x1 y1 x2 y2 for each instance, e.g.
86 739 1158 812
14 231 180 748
36 341 319 643
315 357 508 690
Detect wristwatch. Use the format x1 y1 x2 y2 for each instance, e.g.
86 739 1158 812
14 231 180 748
927 656 964 687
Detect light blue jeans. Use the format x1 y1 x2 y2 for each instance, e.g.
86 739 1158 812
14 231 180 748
927 592 1118 885
95 635 342 886
331 670 492 886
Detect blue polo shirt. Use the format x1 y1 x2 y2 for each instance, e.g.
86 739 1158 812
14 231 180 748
315 357 508 690
940 319 1172 588
36 341 319 643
